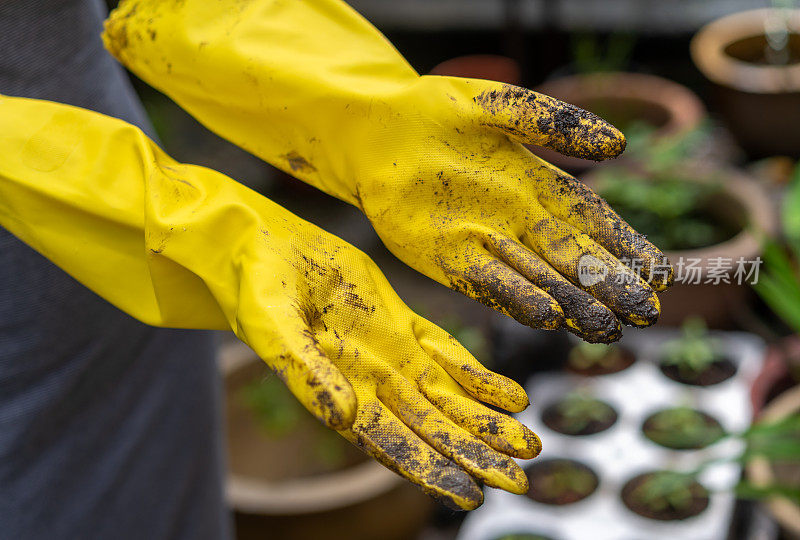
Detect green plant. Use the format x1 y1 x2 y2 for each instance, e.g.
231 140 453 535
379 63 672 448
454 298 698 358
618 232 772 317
641 413 800 505
554 392 616 433
645 407 725 449
239 375 302 436
537 461 597 499
594 124 733 251
568 342 621 371
630 471 700 512
755 162 800 334
239 375 350 467
661 318 723 379
571 32 636 74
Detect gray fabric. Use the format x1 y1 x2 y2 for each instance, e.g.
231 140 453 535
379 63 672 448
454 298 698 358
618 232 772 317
0 1 231 538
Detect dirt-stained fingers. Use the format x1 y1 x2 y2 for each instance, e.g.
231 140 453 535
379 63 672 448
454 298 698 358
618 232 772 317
377 375 529 495
483 233 622 343
265 323 358 431
414 320 529 412
524 216 661 327
415 366 541 459
339 400 484 510
464 79 626 161
532 167 674 291
446 248 565 331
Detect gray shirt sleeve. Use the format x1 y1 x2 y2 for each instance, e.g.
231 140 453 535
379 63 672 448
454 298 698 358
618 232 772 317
0 2 231 538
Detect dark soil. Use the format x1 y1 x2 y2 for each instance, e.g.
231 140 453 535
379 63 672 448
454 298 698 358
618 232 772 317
659 357 737 386
621 472 709 521
567 347 636 376
542 400 618 436
525 459 599 505
642 409 725 450
724 34 800 65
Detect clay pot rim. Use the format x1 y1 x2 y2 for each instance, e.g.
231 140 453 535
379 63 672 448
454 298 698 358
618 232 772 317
220 341 401 515
691 8 800 94
584 166 776 278
535 72 706 138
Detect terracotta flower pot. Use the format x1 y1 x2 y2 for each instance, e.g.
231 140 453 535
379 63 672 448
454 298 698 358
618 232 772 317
429 54 522 85
691 9 800 158
220 341 433 540
532 72 706 174
584 167 776 328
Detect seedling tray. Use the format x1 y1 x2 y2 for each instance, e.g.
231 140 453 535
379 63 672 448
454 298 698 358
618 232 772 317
459 329 765 540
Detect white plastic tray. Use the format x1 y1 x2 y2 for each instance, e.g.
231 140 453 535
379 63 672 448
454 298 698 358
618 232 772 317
459 329 765 540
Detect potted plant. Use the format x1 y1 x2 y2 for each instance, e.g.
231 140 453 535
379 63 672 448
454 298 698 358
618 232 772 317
584 125 775 327
429 54 522 86
642 406 726 450
620 470 710 521
530 34 705 173
752 161 800 412
659 318 737 386
221 341 433 540
691 7 800 158
746 385 800 536
524 458 600 506
566 341 635 376
541 391 618 436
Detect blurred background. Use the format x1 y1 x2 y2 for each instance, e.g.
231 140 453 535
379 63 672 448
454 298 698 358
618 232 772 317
114 0 800 538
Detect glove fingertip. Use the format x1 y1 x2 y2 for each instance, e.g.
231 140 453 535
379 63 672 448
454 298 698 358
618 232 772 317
316 386 358 431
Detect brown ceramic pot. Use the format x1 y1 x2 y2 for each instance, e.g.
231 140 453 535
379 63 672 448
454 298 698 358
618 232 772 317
532 72 706 174
429 54 522 85
691 9 800 158
584 167 775 328
220 341 433 540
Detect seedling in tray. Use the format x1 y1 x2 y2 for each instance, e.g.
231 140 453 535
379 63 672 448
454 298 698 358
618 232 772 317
525 458 600 505
542 391 618 436
567 342 635 376
659 317 736 386
621 470 710 521
642 406 725 450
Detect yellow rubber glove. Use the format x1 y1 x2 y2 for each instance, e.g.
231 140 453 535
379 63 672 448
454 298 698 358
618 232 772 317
103 0 674 343
0 95 541 510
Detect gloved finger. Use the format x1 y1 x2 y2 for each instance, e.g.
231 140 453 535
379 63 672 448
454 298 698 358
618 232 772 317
416 366 542 459
483 233 622 343
523 216 661 327
532 165 674 291
339 400 484 510
447 249 565 330
414 321 529 412
377 374 528 494
459 78 626 160
267 325 358 431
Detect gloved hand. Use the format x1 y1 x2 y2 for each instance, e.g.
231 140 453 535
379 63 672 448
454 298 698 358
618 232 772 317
0 95 540 510
103 0 674 343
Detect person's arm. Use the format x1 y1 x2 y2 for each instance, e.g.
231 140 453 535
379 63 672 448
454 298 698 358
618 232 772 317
103 0 673 344
0 95 540 509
